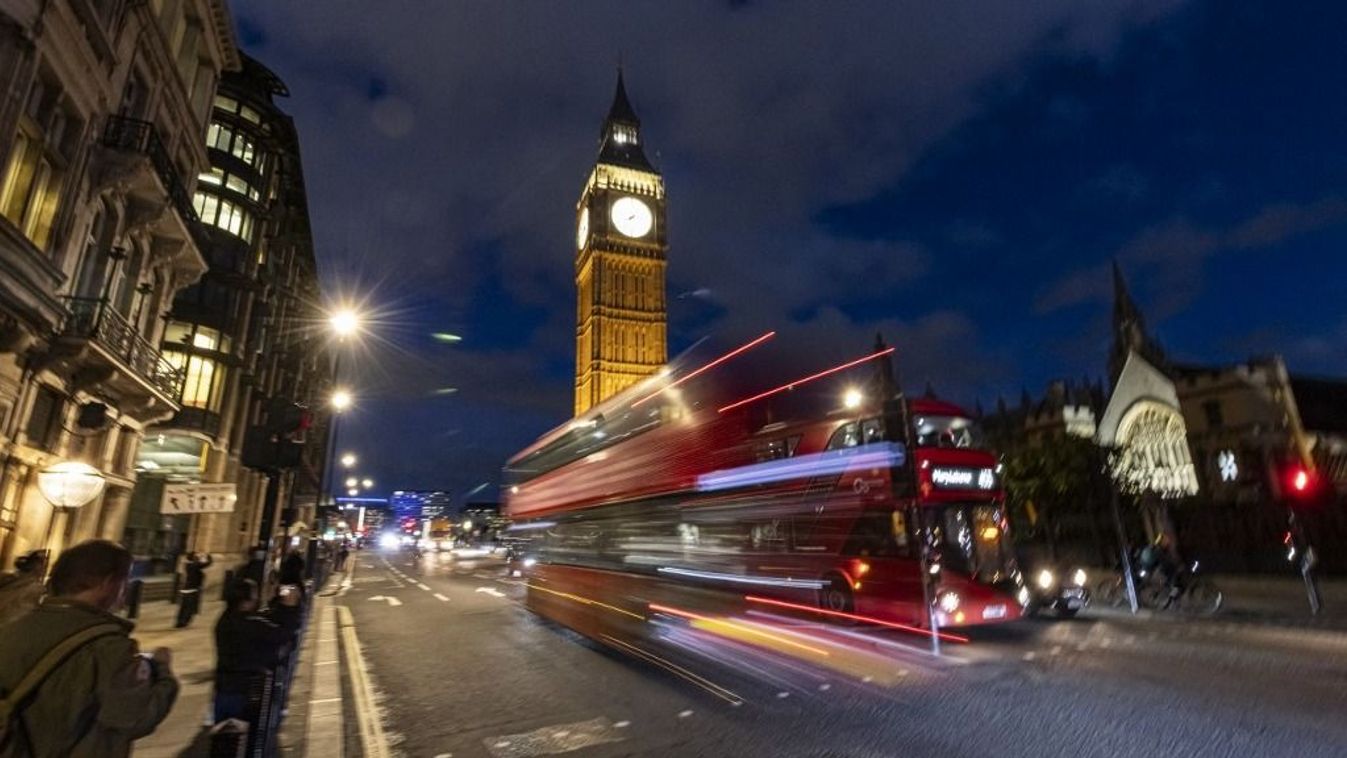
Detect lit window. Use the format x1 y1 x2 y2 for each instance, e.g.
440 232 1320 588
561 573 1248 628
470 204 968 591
225 174 250 196
240 105 260 124
198 168 223 185
0 129 63 250
213 95 238 113
164 350 225 411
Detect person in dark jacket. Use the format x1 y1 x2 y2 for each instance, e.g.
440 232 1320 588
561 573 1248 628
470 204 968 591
265 552 308 640
0 549 49 627
174 552 212 628
0 540 177 757
213 578 291 722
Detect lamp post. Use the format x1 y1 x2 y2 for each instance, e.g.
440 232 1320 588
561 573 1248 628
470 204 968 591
37 461 107 565
316 307 362 531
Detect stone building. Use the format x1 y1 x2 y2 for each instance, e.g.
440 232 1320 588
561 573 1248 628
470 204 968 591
0 0 237 565
126 52 332 570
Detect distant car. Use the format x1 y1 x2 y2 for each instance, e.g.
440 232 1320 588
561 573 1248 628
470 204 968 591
1023 563 1090 618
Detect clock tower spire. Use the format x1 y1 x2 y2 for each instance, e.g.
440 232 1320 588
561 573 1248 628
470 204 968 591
574 70 669 416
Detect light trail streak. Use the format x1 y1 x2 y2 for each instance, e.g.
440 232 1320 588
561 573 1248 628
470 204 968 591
695 443 904 492
526 582 645 621
656 566 827 589
631 331 776 407
744 595 969 643
717 346 896 414
599 634 744 706
649 604 832 658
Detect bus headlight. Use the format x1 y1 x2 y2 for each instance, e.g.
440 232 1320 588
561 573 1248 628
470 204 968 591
1036 569 1056 590
1072 568 1088 587
938 591 961 614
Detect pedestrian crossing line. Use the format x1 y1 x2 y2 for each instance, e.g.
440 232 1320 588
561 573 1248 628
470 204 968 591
417 582 431 591
434 593 450 602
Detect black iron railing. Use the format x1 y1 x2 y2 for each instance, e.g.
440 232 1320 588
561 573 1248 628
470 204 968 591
101 115 200 227
63 297 185 400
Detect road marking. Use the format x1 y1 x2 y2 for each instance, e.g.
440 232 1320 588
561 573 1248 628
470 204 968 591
678 710 694 718
475 587 506 598
601 635 744 706
483 717 624 758
434 593 450 602
818 683 831 691
1023 651 1037 661
368 595 402 607
614 721 630 728
338 605 391 758
417 582 431 591
776 691 790 699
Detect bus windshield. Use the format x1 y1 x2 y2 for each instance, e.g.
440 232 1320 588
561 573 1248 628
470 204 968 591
913 414 985 449
935 503 1016 584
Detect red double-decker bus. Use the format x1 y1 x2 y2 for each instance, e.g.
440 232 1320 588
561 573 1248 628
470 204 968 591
504 334 1026 631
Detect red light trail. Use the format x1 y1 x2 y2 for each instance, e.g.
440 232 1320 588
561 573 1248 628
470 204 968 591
717 346 896 414
632 331 777 407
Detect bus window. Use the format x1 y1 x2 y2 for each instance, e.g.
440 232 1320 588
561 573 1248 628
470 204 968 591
754 435 801 461
861 418 884 444
891 508 910 552
827 422 860 450
842 511 900 557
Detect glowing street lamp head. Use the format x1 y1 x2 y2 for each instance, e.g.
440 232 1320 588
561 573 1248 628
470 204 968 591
329 308 361 338
340 453 357 468
345 477 358 488
330 389 353 412
347 487 359 496
361 478 374 489
843 388 864 410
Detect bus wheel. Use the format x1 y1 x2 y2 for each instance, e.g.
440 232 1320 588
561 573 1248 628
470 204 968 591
820 576 854 615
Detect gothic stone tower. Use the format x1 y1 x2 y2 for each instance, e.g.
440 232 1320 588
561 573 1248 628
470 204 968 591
574 72 668 416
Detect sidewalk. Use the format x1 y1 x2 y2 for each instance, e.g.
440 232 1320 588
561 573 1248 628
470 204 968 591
130 596 224 757
1091 572 1347 630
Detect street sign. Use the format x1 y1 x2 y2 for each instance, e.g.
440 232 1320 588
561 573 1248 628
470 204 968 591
160 482 237 514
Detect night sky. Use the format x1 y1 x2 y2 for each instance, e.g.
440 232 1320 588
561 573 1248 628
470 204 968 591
231 1 1347 504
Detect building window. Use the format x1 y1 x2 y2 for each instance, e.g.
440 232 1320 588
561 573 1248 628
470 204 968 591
214 94 238 113
192 191 254 241
163 349 225 411
24 385 64 452
205 121 260 168
1202 400 1224 429
0 125 64 251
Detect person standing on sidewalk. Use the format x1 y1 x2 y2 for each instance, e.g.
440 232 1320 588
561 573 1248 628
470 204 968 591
213 578 291 722
0 540 178 757
0 550 49 627
174 552 212 629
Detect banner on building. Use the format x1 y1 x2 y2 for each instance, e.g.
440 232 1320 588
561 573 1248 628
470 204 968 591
160 482 237 514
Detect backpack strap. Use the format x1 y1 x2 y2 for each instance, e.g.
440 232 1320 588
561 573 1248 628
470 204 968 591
0 622 125 720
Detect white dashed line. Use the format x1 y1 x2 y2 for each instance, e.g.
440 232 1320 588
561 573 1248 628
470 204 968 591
776 691 790 699
818 683 831 691
417 583 431 591
614 721 630 729
678 710 694 718
434 593 450 602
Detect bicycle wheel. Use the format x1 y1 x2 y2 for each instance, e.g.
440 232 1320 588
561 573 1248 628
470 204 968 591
1180 579 1223 615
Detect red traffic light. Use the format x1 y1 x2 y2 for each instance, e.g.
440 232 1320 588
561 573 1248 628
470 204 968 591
1287 466 1317 497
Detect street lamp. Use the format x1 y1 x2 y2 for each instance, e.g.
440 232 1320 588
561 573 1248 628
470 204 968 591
330 388 353 412
345 477 358 488
843 388 864 410
341 453 357 468
329 308 362 339
37 461 106 563
361 478 373 489
347 487 359 496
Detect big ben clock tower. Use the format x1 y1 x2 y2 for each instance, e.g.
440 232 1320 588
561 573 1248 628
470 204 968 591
573 71 668 416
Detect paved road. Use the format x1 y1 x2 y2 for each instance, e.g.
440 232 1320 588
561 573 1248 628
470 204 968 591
338 549 1347 758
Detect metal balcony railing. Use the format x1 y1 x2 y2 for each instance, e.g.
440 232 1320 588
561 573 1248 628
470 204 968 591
101 116 200 227
63 297 185 400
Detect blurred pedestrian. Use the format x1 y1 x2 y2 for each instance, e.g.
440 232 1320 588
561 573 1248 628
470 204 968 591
336 543 349 571
0 549 49 627
0 539 177 756
266 553 307 640
213 578 291 722
174 552 212 629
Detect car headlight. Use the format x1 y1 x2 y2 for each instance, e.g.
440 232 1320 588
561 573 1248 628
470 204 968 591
1072 568 1087 587
522 557 538 568
938 591 961 613
1036 569 1055 590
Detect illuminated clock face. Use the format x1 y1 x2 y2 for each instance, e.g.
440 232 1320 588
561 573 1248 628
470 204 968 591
610 196 653 238
576 207 589 249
